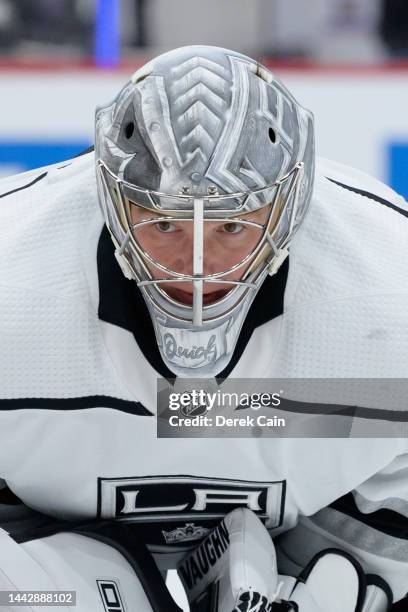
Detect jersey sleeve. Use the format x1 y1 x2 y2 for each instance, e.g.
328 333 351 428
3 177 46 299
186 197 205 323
316 156 408 210
276 451 408 604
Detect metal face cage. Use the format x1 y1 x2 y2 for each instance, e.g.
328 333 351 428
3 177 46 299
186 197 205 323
97 160 305 326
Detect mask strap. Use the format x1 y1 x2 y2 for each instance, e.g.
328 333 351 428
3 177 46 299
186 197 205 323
117 230 131 256
287 162 304 237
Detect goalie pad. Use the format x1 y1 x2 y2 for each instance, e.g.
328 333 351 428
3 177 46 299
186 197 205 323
177 509 392 612
0 522 181 612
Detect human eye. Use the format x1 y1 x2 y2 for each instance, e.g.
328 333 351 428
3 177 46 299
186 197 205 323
155 220 178 233
221 222 244 234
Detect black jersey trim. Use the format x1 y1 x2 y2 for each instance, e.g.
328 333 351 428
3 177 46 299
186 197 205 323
331 493 408 540
0 395 152 415
97 225 175 379
97 226 289 380
0 487 22 505
327 177 408 219
0 171 47 200
75 145 95 157
237 397 408 421
218 257 288 380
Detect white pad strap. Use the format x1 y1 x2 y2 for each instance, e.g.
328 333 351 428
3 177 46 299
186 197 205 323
361 582 392 612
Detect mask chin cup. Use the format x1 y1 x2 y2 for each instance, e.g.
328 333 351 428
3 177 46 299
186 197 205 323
147 267 269 378
153 311 243 378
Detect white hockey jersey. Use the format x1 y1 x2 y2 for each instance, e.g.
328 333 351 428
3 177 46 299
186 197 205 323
1 152 408 599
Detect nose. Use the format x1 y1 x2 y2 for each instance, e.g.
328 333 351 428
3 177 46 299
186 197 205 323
170 227 219 276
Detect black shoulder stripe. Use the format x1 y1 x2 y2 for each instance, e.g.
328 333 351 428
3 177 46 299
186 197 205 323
0 487 22 505
331 492 408 540
75 145 94 157
236 396 408 421
0 171 48 200
327 177 408 219
0 395 152 416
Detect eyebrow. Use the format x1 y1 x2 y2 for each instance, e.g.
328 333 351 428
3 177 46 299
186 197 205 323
130 203 271 221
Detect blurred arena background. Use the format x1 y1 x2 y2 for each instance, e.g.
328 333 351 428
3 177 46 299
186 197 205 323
1 0 408 198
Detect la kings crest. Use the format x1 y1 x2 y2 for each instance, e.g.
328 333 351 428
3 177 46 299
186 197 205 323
97 475 286 548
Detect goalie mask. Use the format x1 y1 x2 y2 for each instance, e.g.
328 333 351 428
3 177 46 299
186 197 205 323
95 45 315 378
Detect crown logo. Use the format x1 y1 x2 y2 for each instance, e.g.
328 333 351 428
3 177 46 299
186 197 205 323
162 523 210 544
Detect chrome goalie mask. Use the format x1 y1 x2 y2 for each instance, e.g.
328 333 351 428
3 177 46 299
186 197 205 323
95 46 315 378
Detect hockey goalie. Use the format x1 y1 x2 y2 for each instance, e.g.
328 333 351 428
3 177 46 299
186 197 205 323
0 45 407 609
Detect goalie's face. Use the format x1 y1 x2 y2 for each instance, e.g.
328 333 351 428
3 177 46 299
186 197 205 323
130 204 271 306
